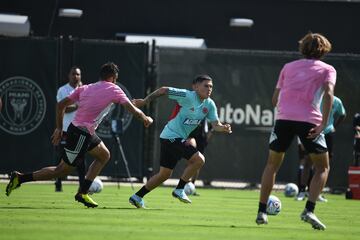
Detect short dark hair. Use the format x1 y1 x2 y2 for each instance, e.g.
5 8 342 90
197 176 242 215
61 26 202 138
100 62 119 80
299 33 332 59
69 66 80 72
192 74 212 84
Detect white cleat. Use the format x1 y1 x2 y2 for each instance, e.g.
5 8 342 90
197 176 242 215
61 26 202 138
295 191 307 201
300 209 326 230
317 195 328 203
172 189 192 203
255 212 268 225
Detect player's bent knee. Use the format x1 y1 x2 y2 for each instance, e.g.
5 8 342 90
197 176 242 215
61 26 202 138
193 153 205 166
99 148 111 164
158 168 172 180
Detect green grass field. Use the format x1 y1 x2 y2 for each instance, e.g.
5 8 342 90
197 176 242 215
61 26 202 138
1 183 359 240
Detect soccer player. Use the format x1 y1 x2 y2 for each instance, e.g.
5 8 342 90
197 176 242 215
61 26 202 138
5 62 153 208
168 84 213 195
129 74 232 208
54 66 86 192
255 33 336 230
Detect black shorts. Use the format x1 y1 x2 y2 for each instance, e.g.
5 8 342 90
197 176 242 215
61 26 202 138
324 132 334 158
62 123 102 167
269 120 327 154
160 138 198 169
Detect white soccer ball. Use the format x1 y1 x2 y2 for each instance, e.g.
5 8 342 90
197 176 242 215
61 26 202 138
184 182 196 195
267 195 281 215
88 178 103 194
284 183 299 197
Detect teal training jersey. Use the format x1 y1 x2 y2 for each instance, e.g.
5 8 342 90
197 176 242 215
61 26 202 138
160 87 219 140
322 96 346 134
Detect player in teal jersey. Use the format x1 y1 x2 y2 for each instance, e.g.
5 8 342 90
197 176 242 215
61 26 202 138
129 74 232 208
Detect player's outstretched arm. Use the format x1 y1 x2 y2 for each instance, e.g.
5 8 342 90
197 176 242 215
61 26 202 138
211 120 232 134
52 97 74 145
132 87 169 108
122 101 153 128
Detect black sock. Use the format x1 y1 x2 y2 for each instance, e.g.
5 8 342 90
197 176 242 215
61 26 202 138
77 161 86 189
305 200 316 213
258 202 267 213
299 185 306 192
191 179 196 184
79 179 92 194
135 186 150 198
176 178 187 189
18 173 33 183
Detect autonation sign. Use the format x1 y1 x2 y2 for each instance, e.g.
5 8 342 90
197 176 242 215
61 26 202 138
218 103 276 131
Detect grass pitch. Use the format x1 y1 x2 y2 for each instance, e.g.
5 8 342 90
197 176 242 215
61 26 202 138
0 183 359 240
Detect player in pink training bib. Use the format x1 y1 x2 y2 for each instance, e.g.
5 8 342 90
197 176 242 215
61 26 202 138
5 62 153 208
256 33 336 230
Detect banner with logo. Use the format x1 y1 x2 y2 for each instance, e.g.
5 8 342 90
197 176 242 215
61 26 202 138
0 37 59 172
155 48 360 188
72 39 148 178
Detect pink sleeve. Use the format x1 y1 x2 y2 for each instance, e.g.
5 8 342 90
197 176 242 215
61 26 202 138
324 66 336 86
276 66 286 89
68 86 83 102
113 86 130 104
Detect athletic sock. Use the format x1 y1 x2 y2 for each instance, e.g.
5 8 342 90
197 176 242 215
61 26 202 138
258 202 267 213
77 161 86 189
176 178 187 189
18 173 33 183
305 200 316 213
135 186 150 198
299 185 306 193
79 179 92 194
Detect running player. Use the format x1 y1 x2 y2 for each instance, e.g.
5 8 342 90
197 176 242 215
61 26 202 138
129 74 232 208
255 33 336 230
5 62 153 208
168 82 213 195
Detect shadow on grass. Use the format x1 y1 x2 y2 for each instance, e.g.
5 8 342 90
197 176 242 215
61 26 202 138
0 205 165 210
0 206 68 210
100 206 165 211
189 224 302 231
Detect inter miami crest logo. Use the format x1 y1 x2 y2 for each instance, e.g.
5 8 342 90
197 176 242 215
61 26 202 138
0 76 46 135
95 82 133 138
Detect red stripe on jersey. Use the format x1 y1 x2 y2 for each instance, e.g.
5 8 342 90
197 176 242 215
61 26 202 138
169 103 182 121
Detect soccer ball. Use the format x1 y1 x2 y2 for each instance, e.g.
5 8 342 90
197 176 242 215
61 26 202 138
184 182 196 195
88 178 103 194
267 195 281 215
284 183 299 197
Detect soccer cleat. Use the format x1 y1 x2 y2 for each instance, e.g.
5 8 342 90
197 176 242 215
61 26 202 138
300 209 326 230
172 189 192 203
6 171 21 196
129 194 146 208
317 195 328 203
295 191 307 201
75 193 98 208
256 212 268 225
